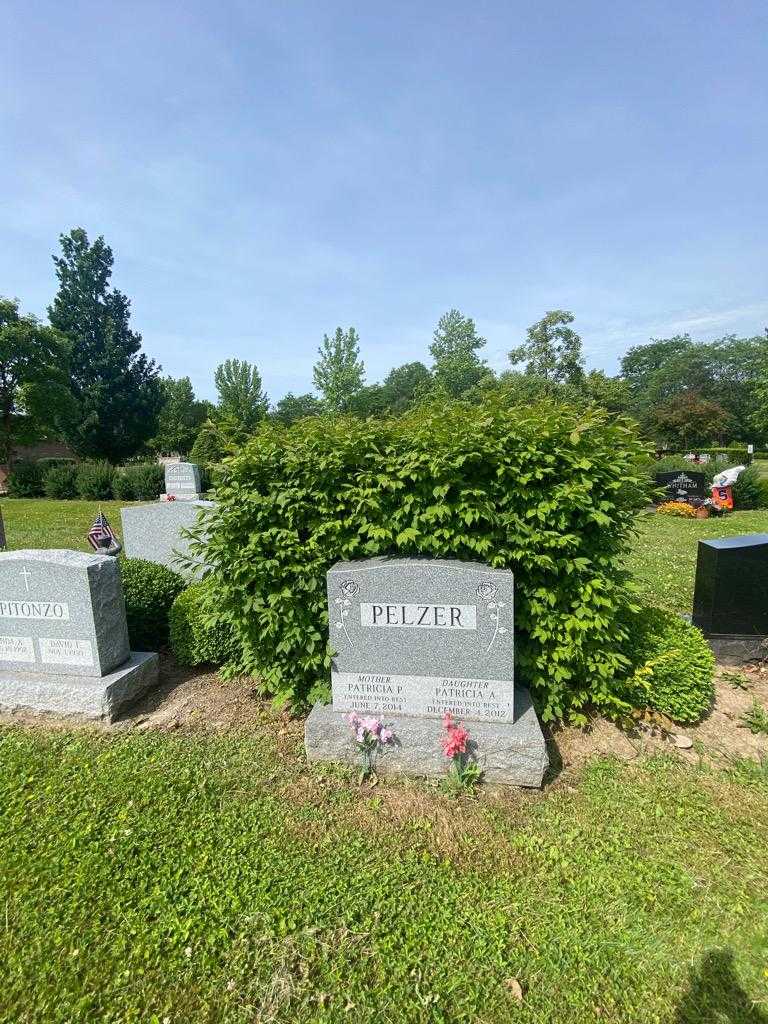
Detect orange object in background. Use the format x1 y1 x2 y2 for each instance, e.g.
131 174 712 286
711 485 733 510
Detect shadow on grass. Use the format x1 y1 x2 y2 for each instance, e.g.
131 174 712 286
675 949 766 1023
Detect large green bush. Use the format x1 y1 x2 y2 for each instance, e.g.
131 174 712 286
76 461 115 500
620 606 715 723
169 581 235 666
731 465 768 510
43 463 78 499
120 558 186 650
113 463 164 501
6 461 44 497
192 395 650 719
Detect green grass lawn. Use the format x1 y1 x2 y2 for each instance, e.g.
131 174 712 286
1 499 768 1021
4 497 768 618
0 498 132 550
1 729 767 1023
626 509 768 614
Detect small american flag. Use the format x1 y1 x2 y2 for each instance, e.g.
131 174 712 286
87 509 120 553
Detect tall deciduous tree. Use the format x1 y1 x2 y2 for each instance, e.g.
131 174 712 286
0 298 76 468
509 310 585 386
429 309 490 397
214 358 269 431
48 228 163 461
312 327 365 411
650 391 732 449
151 376 210 455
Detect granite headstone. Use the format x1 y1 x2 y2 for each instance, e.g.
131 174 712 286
0 550 158 719
692 534 768 662
305 557 548 786
163 462 202 501
655 470 707 499
120 500 214 576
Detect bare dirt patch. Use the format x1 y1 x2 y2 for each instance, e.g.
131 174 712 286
1 655 766 784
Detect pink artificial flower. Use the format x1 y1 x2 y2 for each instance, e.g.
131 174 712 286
360 716 380 736
380 727 393 744
440 715 470 758
346 711 360 727
356 726 367 743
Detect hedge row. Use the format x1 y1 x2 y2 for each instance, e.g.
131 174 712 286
186 394 651 722
8 461 166 501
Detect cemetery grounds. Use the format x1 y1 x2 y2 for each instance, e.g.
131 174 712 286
0 500 767 1023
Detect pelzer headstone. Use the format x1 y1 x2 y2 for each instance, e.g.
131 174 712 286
0 550 159 719
329 558 515 721
305 557 548 787
655 470 707 499
163 462 202 501
692 534 768 662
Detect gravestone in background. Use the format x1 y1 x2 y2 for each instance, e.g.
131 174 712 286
305 557 548 786
654 470 707 500
0 508 5 550
162 462 202 501
0 550 158 719
692 534 768 663
120 500 214 577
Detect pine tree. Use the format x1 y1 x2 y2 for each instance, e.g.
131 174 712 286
48 228 163 461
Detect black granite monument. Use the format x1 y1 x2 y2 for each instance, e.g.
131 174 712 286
692 534 768 661
654 470 707 500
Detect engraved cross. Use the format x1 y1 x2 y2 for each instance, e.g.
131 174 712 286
19 568 31 592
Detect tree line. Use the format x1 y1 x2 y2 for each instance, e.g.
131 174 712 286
1 227 766 467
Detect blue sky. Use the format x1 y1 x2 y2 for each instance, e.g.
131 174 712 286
1 1 766 402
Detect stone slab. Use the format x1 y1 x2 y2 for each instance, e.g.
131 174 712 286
703 633 768 666
0 650 159 721
328 557 515 723
165 461 202 499
120 501 215 577
0 549 129 678
305 686 548 787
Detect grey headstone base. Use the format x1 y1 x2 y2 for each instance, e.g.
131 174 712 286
305 686 548 787
0 651 159 721
703 633 768 666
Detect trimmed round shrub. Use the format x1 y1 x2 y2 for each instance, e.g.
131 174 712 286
170 581 235 667
195 394 650 719
43 463 79 499
6 461 44 497
112 463 164 501
620 606 715 723
77 461 115 500
120 558 186 651
111 471 135 501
